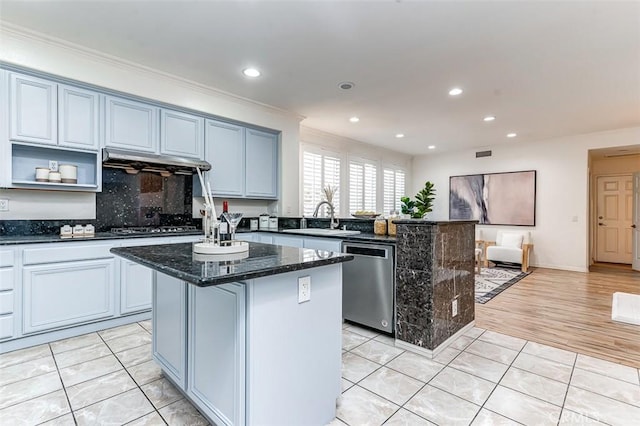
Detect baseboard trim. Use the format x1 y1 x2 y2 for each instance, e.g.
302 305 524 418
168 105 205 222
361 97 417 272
0 311 151 354
394 321 475 358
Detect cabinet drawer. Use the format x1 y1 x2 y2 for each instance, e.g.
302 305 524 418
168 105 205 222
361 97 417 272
0 292 13 315
23 244 113 265
0 251 13 268
0 315 13 340
0 269 14 291
23 259 115 333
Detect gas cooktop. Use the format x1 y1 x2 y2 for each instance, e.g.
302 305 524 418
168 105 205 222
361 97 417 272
110 226 198 235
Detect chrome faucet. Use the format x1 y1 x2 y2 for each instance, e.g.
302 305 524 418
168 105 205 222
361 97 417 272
313 200 339 229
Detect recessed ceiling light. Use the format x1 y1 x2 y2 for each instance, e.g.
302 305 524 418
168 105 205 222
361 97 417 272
483 116 496 122
428 145 436 150
349 117 360 123
507 133 517 138
395 133 405 138
448 87 463 96
242 68 261 78
338 81 355 90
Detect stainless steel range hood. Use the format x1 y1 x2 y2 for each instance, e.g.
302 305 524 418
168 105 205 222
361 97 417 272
102 148 211 176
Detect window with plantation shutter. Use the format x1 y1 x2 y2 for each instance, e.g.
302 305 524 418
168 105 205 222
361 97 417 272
302 150 340 217
383 168 406 214
349 160 376 213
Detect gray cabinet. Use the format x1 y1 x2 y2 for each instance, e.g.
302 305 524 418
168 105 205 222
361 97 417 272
245 129 278 199
105 96 158 153
161 109 204 159
120 260 153 314
22 259 116 334
58 84 100 151
205 119 245 197
272 234 304 248
153 272 187 388
204 119 279 199
0 250 15 340
188 283 245 425
9 73 57 145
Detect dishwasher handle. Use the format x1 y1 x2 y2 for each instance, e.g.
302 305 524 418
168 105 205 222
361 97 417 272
343 244 391 258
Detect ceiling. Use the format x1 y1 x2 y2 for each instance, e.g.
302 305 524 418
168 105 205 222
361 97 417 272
1 1 639 155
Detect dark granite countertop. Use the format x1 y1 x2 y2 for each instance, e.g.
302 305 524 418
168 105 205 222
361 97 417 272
111 242 354 287
0 229 395 246
0 231 203 245
240 229 396 244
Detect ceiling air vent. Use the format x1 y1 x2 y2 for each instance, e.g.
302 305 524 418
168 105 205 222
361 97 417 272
476 150 492 158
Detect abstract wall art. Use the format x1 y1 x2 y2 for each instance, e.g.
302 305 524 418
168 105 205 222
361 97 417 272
449 170 536 226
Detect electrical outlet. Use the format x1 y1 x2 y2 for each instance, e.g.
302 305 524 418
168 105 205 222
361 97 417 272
0 199 8 212
49 160 59 172
298 276 311 303
452 298 458 317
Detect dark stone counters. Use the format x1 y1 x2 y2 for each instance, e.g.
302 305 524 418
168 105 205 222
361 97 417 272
0 229 395 245
110 242 354 287
0 231 204 245
394 220 477 351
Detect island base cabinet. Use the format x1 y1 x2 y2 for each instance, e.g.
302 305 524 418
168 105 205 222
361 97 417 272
187 283 245 426
246 265 342 425
152 273 187 389
23 259 115 334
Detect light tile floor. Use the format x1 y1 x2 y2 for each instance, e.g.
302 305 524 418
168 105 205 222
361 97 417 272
0 320 639 425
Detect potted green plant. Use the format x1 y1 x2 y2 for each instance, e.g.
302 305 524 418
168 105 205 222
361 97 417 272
400 181 436 219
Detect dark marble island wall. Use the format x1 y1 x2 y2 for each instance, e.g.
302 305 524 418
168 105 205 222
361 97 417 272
394 220 477 356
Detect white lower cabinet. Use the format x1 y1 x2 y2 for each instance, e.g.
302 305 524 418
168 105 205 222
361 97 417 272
120 259 153 314
271 234 304 248
23 259 116 334
303 237 343 253
187 282 245 426
152 272 187 388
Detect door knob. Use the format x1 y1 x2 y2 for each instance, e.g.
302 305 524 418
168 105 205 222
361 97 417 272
633 224 637 228
598 216 603 219
598 223 606 226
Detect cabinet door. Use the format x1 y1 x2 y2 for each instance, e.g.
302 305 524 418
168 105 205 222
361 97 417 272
10 73 57 145
272 235 304 248
161 109 204 159
23 259 115 334
303 237 342 253
153 272 187 388
120 260 153 314
205 120 244 197
245 129 278 199
105 96 158 153
58 84 100 151
188 283 245 426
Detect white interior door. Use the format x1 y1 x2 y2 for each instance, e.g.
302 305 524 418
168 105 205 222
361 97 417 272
633 172 640 271
596 175 633 264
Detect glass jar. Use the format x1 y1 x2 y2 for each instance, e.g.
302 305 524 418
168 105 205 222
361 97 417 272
387 211 399 236
374 217 387 235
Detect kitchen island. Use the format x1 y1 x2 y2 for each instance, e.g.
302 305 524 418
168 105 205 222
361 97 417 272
111 241 353 426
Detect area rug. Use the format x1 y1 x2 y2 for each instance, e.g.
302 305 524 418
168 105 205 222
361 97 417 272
475 267 531 304
612 292 640 326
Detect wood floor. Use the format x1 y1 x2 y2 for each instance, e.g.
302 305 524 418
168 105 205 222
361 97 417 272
475 265 640 368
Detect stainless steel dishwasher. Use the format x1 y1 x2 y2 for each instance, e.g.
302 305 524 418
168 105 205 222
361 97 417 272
341 242 395 333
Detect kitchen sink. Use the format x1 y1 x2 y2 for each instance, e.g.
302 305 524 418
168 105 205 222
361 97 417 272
282 228 362 236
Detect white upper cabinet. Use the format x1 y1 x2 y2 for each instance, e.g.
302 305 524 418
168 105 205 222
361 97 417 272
9 73 57 145
205 119 245 197
245 128 278 199
161 109 204 159
203 120 279 199
105 95 158 153
58 84 100 151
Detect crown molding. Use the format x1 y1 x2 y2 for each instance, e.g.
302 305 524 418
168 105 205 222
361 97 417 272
0 21 305 122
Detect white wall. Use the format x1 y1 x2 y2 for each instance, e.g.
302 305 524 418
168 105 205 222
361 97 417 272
300 126 413 216
412 127 640 272
0 24 303 220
